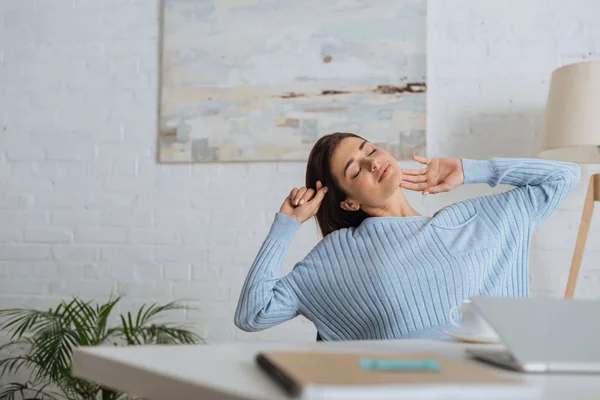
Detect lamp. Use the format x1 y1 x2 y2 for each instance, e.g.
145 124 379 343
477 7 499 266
539 60 600 298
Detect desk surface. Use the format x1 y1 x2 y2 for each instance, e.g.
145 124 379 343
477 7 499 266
72 339 600 400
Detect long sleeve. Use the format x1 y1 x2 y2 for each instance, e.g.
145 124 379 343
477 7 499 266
234 212 302 332
461 158 581 230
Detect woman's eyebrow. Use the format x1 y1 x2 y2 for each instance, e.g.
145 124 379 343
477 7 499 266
343 140 368 178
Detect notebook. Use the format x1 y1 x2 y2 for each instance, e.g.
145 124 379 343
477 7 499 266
256 351 540 399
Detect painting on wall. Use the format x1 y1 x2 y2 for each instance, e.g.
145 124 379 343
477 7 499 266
158 0 426 163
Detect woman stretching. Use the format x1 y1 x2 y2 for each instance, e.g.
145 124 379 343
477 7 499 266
234 132 580 340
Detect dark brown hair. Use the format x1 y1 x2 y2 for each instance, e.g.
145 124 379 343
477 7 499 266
306 132 371 237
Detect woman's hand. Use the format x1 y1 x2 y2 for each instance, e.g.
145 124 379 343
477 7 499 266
279 181 329 224
400 156 464 195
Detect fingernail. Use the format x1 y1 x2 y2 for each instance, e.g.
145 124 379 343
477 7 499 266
324 187 328 193
423 192 429 195
299 199 305 205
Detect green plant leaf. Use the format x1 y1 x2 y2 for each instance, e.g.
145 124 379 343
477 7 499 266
60 298 98 346
137 301 187 327
29 381 61 400
130 324 202 345
0 309 59 340
134 304 145 328
56 373 101 400
96 296 121 343
0 382 28 400
0 337 32 354
29 324 79 383
118 315 134 345
0 381 60 400
0 356 41 378
101 326 122 344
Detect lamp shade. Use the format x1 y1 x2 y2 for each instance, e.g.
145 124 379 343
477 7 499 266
539 60 600 163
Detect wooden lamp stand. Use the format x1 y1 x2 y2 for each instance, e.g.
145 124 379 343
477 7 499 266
564 174 600 298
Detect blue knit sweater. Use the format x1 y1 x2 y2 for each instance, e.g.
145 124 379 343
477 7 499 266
234 159 580 340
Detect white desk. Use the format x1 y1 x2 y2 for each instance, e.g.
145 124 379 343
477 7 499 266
72 339 600 400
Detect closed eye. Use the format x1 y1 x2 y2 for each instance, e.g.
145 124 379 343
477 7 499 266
352 148 378 179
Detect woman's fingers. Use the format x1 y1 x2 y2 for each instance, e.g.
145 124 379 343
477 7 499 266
413 155 431 166
287 181 327 211
400 182 429 191
293 187 308 205
401 167 427 176
309 184 328 210
424 183 452 195
402 174 427 183
299 188 315 205
288 188 299 203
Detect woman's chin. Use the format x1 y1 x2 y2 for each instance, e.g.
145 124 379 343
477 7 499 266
385 174 403 189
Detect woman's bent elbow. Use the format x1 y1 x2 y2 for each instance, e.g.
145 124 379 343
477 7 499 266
234 311 259 332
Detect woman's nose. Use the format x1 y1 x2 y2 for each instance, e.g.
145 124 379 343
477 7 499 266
369 159 379 171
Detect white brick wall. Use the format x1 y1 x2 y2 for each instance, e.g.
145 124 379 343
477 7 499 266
0 0 599 347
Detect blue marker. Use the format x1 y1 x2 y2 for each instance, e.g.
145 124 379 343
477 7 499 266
360 358 442 372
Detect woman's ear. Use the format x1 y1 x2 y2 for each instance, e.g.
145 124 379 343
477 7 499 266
340 199 360 211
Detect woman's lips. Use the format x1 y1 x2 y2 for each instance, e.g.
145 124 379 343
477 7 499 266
379 164 390 182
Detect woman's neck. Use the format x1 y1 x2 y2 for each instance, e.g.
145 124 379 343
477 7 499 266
362 189 421 218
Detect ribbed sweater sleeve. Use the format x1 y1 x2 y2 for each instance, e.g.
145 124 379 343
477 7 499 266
234 212 301 332
462 158 581 229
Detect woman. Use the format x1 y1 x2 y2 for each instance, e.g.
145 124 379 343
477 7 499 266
234 132 580 340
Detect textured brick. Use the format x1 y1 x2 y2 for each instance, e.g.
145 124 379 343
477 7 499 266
154 210 209 228
105 176 155 193
172 282 230 301
163 263 191 281
1 262 33 278
112 157 137 176
0 245 51 260
52 245 100 262
58 263 84 279
51 210 102 226
0 196 19 209
135 261 164 281
100 209 153 227
31 262 60 279
128 229 179 245
101 246 153 262
0 280 47 296
45 143 95 162
82 264 108 279
53 177 105 194
36 195 88 209
5 177 54 194
0 229 21 243
75 227 128 243
48 280 116 298
153 247 207 263
25 228 73 243
83 194 137 209
136 194 193 210
107 263 137 281
117 282 172 300
0 211 50 229
191 264 220 282
4 144 46 161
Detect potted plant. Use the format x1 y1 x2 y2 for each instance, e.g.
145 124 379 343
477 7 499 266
0 296 201 400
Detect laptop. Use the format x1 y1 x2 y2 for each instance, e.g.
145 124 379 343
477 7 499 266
466 296 600 373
